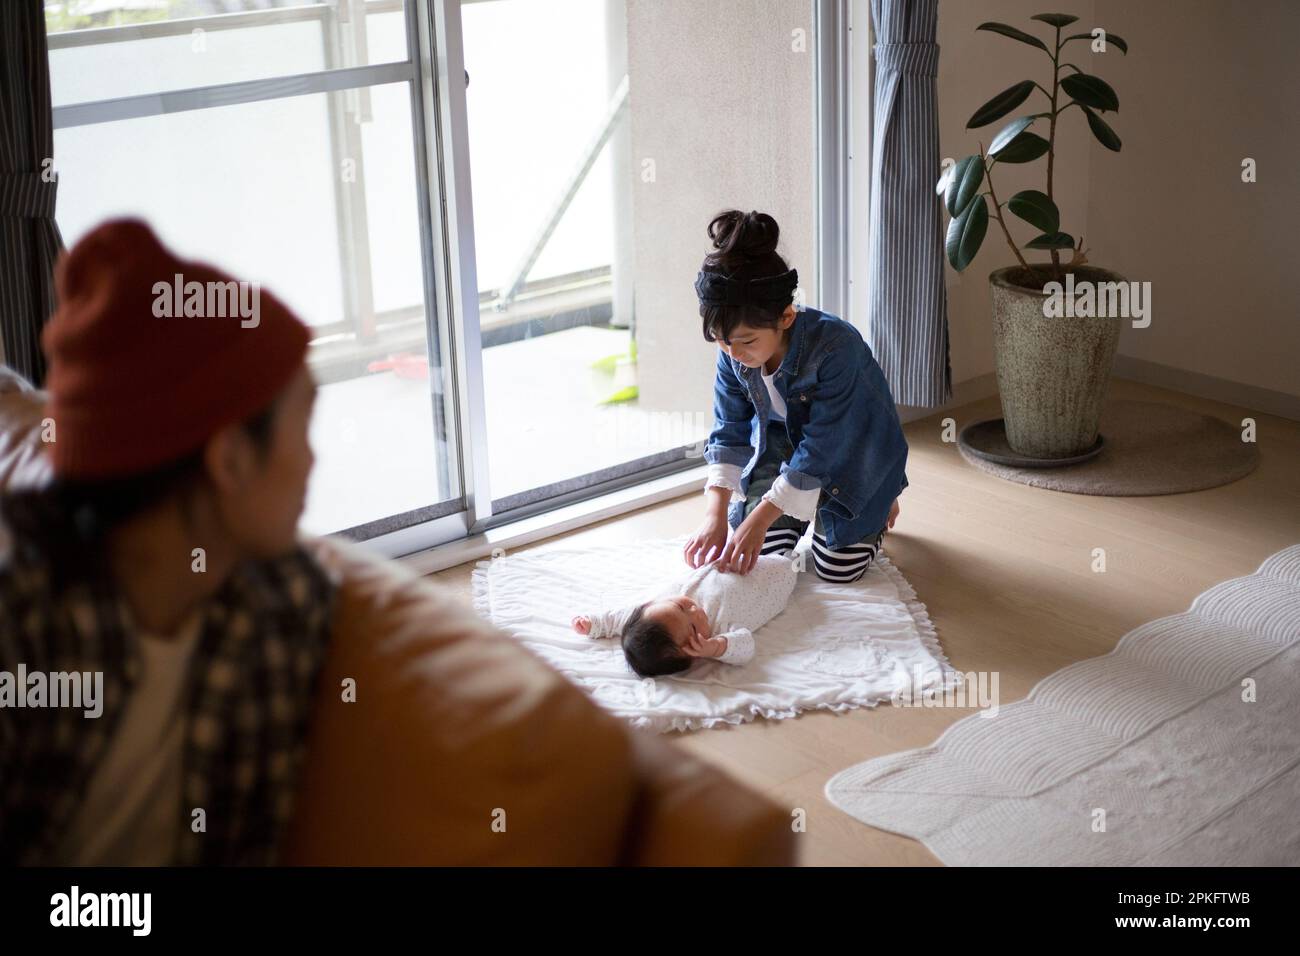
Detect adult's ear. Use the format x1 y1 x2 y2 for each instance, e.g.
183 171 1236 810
202 422 257 497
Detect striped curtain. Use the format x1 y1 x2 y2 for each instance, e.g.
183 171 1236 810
866 0 950 407
0 1 63 386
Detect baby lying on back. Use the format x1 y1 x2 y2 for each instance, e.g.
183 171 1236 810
571 553 798 678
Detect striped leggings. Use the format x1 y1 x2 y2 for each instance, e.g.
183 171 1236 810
760 524 885 583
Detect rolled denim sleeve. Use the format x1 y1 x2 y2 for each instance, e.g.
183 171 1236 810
703 349 756 469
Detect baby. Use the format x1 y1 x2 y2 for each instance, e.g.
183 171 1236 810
571 552 798 678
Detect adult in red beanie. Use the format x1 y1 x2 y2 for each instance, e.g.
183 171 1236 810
14 216 319 586
42 217 313 481
0 218 336 867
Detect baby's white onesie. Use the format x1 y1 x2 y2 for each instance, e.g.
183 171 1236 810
584 553 799 665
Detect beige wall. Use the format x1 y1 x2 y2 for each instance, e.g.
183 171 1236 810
626 0 816 415
1088 0 1298 398
936 0 1298 403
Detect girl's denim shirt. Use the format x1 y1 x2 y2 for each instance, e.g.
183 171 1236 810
704 306 910 550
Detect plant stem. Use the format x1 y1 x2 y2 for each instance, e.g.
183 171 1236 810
1047 26 1062 283
982 149 1031 272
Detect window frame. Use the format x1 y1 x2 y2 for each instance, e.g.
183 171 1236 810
44 0 849 561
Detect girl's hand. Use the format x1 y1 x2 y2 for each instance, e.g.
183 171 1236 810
887 497 900 530
716 502 779 575
684 508 730 568
684 632 727 659
571 615 592 635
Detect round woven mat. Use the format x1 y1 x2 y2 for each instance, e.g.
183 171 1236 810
956 399 1260 496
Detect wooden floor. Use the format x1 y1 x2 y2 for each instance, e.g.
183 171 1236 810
431 377 1300 865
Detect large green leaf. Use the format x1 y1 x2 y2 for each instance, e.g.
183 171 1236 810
1081 105 1122 151
1007 190 1060 234
1024 232 1075 250
1061 72 1120 111
1064 30 1128 54
946 195 988 271
989 116 1035 155
946 156 985 217
936 162 955 196
993 132 1051 164
976 22 1049 53
1031 13 1079 28
967 80 1036 128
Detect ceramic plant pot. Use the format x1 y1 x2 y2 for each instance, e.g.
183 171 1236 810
989 264 1125 459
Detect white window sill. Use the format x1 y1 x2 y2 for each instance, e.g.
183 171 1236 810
392 464 709 576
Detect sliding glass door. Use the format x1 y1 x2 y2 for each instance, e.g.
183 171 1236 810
45 0 817 555
48 0 470 549
459 0 710 516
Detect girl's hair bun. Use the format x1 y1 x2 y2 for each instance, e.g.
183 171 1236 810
697 209 793 341
705 209 780 263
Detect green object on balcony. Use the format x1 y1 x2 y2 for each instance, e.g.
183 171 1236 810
590 338 637 405
598 384 639 405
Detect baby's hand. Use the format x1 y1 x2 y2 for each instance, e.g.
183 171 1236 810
685 632 727 659
571 615 593 635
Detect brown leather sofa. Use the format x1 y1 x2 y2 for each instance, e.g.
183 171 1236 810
0 366 795 865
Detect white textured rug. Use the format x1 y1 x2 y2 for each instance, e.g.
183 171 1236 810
825 544 1300 866
471 533 954 733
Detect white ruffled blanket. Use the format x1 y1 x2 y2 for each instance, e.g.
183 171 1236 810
471 533 954 733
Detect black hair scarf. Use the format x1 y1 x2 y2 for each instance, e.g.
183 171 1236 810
694 268 798 308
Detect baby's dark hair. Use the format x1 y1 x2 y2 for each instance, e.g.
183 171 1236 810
621 603 690 678
699 209 794 345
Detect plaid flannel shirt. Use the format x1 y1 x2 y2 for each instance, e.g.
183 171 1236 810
0 540 336 865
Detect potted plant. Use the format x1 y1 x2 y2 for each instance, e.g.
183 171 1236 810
937 12 1128 461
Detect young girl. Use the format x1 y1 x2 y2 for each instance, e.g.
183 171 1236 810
571 551 798 678
684 209 909 582
0 218 333 866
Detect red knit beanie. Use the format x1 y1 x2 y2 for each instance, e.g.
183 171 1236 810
42 218 311 480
